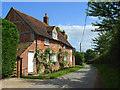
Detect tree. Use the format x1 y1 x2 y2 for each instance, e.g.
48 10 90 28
92 31 112 54
85 49 97 62
87 2 119 32
86 2 120 54
86 2 120 66
2 19 19 78
74 51 85 65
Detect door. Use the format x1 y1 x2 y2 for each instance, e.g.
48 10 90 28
28 51 34 73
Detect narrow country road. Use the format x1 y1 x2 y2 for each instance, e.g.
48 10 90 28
31 64 98 88
2 64 102 88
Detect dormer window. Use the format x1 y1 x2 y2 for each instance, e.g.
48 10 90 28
45 39 50 45
52 32 57 40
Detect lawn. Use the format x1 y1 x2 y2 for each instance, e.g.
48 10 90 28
92 64 119 88
22 65 84 79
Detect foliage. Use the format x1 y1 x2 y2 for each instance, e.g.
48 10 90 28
56 27 68 39
74 51 85 65
35 48 56 73
2 19 19 78
92 32 112 54
85 49 97 62
87 2 119 54
58 48 69 67
86 2 120 67
22 65 84 79
92 64 119 88
44 69 50 74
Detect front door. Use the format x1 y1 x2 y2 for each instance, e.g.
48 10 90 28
28 51 34 73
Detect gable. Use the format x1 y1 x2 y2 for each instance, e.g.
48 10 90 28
5 7 73 48
5 8 34 43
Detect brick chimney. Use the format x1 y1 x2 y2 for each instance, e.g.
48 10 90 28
43 13 49 25
61 30 66 38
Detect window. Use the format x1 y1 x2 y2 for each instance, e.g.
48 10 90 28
64 46 66 49
52 32 57 39
45 39 50 45
70 49 72 53
51 54 58 61
70 55 72 62
64 56 67 61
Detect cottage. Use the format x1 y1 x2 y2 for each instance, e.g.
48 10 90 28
5 7 75 76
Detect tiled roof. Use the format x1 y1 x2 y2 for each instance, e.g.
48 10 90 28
9 7 73 48
17 43 32 56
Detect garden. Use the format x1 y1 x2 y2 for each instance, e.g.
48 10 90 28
22 47 84 79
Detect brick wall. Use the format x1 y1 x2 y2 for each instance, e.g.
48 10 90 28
6 9 34 43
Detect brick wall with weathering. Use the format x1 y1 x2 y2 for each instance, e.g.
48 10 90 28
19 43 36 76
6 9 34 43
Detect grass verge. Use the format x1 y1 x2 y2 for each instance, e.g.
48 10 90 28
21 65 84 79
92 64 119 88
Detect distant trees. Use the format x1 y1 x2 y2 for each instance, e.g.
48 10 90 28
2 19 19 78
85 49 97 62
74 51 85 65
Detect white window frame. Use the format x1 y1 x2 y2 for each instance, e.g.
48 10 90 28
64 46 66 49
45 39 50 45
52 32 57 40
70 55 72 62
64 56 67 61
51 54 58 61
70 49 72 53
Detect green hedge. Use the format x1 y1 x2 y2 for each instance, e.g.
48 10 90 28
2 19 19 78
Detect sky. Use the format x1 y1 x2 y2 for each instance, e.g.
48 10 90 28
2 2 99 52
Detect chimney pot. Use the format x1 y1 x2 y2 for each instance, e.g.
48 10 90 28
62 30 66 38
43 13 49 25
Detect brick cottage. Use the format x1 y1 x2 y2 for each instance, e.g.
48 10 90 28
5 7 75 76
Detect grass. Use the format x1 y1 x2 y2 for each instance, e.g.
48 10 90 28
92 64 119 88
21 65 84 79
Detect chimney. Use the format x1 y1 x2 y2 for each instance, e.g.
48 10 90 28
61 30 66 38
43 13 49 25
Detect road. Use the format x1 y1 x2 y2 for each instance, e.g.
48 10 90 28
31 64 98 88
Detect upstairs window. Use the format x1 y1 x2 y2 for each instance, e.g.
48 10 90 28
70 49 72 53
64 46 66 49
52 32 57 40
45 39 50 45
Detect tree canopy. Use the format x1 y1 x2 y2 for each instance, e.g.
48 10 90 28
86 2 120 66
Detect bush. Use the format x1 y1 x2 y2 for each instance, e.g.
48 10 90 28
75 51 85 65
2 19 19 78
44 69 50 74
52 69 56 73
59 66 64 70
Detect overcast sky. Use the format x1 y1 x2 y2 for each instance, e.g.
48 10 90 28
2 2 99 52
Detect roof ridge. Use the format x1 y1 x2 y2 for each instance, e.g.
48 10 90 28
13 8 49 27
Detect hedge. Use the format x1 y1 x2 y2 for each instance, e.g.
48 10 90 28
2 19 19 78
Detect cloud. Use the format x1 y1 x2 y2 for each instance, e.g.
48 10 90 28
89 16 98 19
57 24 98 52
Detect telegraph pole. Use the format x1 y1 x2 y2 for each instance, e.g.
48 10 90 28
80 43 81 52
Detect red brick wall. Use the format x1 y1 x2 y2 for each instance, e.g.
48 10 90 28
20 43 36 76
6 9 33 43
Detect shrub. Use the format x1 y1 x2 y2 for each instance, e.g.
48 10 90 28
75 51 85 65
59 66 64 70
2 19 19 78
52 69 56 73
44 69 50 74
